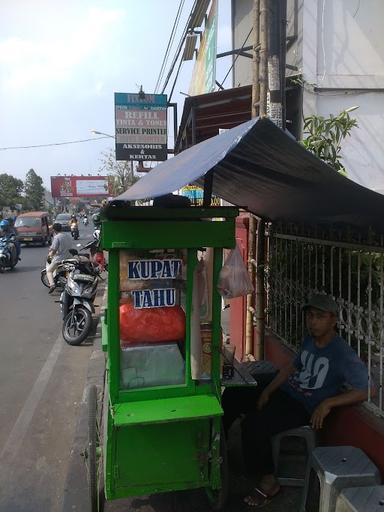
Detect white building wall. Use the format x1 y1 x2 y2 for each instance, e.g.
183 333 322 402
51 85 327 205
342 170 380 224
231 0 253 87
308 0 384 89
304 91 383 190
231 0 384 192
302 0 384 191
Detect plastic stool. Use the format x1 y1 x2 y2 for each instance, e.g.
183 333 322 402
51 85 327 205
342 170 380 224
272 425 317 486
336 486 384 512
303 446 381 512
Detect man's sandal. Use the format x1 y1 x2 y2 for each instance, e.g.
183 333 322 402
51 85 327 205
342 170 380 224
244 485 280 508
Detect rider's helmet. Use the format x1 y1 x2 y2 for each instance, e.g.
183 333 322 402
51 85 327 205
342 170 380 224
92 213 101 227
52 222 62 233
0 219 10 233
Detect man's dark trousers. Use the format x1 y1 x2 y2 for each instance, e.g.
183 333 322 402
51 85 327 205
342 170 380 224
222 387 310 475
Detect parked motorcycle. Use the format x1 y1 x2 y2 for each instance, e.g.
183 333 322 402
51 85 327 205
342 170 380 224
41 259 73 289
60 250 99 345
70 220 79 240
0 235 19 271
86 233 107 272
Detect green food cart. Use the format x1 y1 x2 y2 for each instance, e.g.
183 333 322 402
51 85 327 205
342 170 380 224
85 203 239 511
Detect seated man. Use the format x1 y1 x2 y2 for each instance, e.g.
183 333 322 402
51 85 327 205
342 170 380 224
222 293 371 508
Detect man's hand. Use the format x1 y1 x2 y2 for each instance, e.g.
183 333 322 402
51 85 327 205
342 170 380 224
257 389 271 410
310 400 332 430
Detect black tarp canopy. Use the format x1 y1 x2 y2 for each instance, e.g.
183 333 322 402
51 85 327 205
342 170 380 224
113 117 384 233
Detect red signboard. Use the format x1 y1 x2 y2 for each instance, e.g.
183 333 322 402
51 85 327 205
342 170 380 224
50 176 109 198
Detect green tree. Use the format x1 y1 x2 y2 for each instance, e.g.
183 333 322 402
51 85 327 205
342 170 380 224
98 149 140 196
0 173 24 208
302 106 358 176
24 168 45 210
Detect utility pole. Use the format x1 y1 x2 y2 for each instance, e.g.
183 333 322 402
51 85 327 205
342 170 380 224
251 0 260 118
246 0 261 358
267 0 284 128
248 1 287 360
248 0 269 360
259 0 269 116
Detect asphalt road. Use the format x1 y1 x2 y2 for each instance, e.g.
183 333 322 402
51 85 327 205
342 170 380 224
0 224 97 512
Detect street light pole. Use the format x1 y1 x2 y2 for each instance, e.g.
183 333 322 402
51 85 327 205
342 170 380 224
90 129 115 139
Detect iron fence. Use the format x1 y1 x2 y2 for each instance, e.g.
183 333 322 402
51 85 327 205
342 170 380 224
266 225 384 415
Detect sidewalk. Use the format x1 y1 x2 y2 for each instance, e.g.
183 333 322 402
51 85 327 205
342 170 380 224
61 285 106 512
62 285 304 512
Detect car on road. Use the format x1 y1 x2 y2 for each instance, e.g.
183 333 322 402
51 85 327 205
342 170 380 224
15 211 52 246
54 213 72 232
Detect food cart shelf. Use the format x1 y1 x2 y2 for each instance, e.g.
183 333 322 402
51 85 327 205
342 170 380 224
113 394 222 427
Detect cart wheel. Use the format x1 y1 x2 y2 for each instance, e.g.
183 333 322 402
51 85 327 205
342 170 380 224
208 428 229 511
85 384 104 512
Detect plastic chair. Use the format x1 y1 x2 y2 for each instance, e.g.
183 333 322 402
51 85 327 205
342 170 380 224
272 425 317 512
336 485 384 512
302 446 381 512
272 425 317 487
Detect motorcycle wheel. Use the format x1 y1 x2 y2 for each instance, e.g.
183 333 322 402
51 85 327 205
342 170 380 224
62 306 92 345
41 269 50 287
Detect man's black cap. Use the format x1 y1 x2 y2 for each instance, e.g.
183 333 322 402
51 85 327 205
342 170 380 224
303 293 338 315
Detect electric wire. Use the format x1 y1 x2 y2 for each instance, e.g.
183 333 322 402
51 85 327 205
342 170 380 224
160 0 200 94
320 0 327 82
217 27 253 90
154 0 186 94
0 136 111 151
168 54 185 102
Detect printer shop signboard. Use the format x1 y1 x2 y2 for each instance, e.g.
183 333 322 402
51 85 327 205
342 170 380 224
114 92 167 161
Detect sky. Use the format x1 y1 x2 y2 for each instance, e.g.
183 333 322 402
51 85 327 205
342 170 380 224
0 0 232 189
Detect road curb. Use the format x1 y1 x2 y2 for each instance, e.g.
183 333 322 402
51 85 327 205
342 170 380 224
61 286 107 512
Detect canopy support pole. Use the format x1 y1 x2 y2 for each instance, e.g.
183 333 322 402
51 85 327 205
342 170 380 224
254 218 266 359
203 170 213 207
246 215 257 357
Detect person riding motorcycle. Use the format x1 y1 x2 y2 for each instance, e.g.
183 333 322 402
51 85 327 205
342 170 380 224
0 219 21 260
70 214 79 239
92 212 101 227
46 223 73 294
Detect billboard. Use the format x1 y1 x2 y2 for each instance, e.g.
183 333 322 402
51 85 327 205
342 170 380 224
188 0 218 96
50 176 109 198
114 92 167 162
